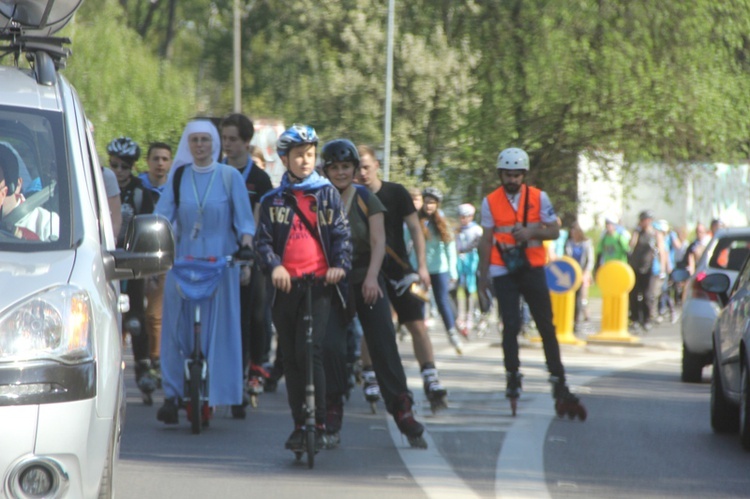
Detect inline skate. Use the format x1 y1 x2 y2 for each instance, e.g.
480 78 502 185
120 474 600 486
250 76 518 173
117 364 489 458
362 368 381 414
550 376 587 421
422 367 448 413
393 393 427 449
506 371 523 416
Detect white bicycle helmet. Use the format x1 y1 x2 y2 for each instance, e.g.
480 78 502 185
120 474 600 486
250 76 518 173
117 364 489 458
496 148 529 171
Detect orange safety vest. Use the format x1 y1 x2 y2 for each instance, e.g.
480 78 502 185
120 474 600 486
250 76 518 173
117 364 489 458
487 185 547 268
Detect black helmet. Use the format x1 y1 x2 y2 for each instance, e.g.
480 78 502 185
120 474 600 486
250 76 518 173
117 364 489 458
322 139 360 168
107 136 141 165
422 187 443 203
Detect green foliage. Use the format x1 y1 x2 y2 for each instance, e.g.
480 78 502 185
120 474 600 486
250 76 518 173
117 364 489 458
70 0 750 206
62 0 196 169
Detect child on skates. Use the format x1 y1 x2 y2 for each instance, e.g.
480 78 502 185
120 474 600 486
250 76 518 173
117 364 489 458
254 125 351 451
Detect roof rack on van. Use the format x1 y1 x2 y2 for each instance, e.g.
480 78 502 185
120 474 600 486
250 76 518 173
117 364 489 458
0 25 70 85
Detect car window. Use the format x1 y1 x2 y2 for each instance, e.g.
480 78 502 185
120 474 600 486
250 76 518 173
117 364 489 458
708 236 750 272
0 105 70 249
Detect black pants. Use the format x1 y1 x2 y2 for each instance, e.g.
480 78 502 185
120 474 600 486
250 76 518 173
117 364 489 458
240 267 268 368
492 267 565 379
324 275 410 414
272 283 331 425
629 271 654 326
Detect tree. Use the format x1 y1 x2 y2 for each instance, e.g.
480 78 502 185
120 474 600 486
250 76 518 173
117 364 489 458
63 0 197 164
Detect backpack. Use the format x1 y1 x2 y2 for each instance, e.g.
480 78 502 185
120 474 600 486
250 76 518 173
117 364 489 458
629 229 656 274
172 163 234 209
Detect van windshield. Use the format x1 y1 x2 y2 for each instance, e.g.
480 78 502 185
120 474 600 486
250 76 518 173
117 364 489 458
0 106 70 249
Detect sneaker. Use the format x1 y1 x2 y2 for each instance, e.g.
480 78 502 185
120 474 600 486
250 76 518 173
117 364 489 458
393 393 424 439
156 398 179 424
421 368 447 399
285 426 304 451
362 369 381 402
325 395 344 435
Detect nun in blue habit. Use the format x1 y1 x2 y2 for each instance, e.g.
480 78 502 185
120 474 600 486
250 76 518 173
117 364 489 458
154 119 255 422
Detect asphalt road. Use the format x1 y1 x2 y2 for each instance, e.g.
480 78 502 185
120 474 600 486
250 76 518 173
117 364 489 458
115 304 750 498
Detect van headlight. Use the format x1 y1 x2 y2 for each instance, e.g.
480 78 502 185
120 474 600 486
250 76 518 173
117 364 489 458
0 286 93 364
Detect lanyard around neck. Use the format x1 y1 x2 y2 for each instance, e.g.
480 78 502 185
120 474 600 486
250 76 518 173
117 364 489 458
191 166 218 217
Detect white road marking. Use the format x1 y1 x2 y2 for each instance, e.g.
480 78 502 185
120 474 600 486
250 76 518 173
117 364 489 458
388 335 679 499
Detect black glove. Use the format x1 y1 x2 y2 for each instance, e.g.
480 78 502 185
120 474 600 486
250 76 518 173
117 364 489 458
235 245 255 264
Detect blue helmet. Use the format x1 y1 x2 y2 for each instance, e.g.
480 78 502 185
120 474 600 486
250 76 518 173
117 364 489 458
321 139 359 168
277 124 319 156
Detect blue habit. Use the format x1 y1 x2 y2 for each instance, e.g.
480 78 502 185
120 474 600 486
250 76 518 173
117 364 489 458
155 163 255 406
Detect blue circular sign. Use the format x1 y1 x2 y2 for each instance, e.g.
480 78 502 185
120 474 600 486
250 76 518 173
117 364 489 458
545 258 581 293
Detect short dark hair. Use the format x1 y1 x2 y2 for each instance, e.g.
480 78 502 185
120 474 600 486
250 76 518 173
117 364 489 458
220 113 254 142
147 142 172 158
0 143 19 193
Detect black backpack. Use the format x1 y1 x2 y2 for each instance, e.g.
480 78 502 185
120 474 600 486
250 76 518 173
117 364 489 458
629 229 656 274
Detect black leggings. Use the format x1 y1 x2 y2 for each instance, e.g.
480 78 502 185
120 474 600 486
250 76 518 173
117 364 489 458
324 275 410 414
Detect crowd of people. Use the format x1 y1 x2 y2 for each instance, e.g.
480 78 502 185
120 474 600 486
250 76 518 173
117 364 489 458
108 118 596 454
587 211 724 333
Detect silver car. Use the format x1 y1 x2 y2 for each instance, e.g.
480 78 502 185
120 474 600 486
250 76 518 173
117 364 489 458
0 2 174 497
680 227 750 382
700 258 750 450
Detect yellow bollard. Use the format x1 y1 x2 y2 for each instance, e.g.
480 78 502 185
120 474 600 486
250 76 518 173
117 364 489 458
586 260 640 344
544 256 585 345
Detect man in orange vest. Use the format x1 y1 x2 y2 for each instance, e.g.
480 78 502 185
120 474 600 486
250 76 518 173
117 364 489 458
478 147 586 421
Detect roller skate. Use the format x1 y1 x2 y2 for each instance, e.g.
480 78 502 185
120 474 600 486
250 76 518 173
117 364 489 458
362 368 381 414
422 367 448 413
457 318 470 339
447 328 464 355
475 312 491 338
505 371 523 416
393 393 427 449
135 359 158 406
550 376 587 421
246 363 270 408
325 394 344 449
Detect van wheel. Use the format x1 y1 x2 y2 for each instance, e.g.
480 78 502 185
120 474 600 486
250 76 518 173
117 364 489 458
740 363 750 450
682 345 704 383
711 356 739 433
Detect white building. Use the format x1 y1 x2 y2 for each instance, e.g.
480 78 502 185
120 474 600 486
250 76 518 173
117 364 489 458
577 154 750 234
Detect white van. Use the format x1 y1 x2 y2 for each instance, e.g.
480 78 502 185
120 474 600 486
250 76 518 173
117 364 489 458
0 2 174 497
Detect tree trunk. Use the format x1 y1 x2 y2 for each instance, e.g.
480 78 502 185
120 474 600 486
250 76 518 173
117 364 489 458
160 0 177 59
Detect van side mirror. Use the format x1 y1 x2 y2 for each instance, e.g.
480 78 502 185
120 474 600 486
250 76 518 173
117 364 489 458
105 214 174 280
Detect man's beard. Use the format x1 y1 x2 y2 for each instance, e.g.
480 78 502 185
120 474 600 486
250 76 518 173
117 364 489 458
503 182 522 194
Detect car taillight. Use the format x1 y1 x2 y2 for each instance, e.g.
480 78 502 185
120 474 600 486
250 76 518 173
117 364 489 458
692 271 719 302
